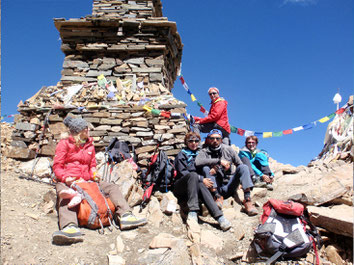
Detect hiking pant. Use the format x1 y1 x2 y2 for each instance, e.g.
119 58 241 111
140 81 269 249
192 122 230 145
203 164 253 199
56 181 130 230
173 172 223 219
240 156 272 180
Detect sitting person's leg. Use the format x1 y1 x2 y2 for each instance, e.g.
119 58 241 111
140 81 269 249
100 181 147 230
173 172 200 220
52 182 83 245
218 164 258 216
198 182 231 231
202 166 223 208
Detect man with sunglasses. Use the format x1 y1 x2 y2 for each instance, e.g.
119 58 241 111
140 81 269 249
195 129 258 216
173 132 232 231
192 87 231 145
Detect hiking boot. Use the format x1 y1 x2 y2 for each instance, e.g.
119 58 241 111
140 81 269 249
118 212 147 231
217 215 231 231
243 200 258 216
253 178 267 188
214 195 224 210
187 211 198 222
52 224 83 245
266 183 274 191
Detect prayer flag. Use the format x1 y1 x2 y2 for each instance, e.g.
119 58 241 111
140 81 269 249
282 129 293 135
197 102 203 107
263 132 272 138
302 123 313 130
200 106 206 113
161 111 171 119
151 109 161 116
318 116 330 123
245 130 255 137
237 128 245 136
335 108 345 114
143 106 152 112
191 94 196 102
328 113 335 119
273 131 283 137
187 89 192 95
293 126 304 132
183 83 189 91
254 132 263 137
179 76 185 84
230 126 237 133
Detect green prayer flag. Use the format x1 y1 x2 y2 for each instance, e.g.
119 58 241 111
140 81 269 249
273 131 283 137
230 126 237 133
151 109 161 116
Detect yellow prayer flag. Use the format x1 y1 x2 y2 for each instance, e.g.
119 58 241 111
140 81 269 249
191 94 196 102
263 132 272 138
143 105 152 112
97 74 105 80
318 116 330 123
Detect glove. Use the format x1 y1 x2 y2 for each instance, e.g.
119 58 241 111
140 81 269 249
194 116 201 122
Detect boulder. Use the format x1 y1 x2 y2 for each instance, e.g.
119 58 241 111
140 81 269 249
308 204 353 237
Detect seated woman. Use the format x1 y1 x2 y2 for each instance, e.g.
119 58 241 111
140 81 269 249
173 131 231 231
238 136 274 190
52 116 147 245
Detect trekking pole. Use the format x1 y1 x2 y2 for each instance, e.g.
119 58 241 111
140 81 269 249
18 175 56 186
29 108 52 179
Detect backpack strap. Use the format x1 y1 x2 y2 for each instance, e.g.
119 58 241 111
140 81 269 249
266 247 286 264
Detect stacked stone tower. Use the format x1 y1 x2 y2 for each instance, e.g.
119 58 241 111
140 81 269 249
6 0 188 167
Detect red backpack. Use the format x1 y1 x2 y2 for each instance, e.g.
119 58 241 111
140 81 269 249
252 199 321 264
72 181 116 233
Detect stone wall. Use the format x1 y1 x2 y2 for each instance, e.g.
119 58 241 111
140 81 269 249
6 0 188 165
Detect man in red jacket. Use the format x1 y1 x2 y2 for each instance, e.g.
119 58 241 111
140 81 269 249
193 87 231 145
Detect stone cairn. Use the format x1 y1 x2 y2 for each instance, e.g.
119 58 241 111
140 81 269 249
6 0 188 168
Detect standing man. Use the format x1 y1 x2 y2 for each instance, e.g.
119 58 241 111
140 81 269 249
195 129 258 216
193 87 231 145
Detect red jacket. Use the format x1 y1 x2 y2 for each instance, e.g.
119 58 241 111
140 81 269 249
53 136 96 182
199 97 231 133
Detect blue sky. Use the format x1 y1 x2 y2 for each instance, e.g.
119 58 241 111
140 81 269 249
2 0 353 166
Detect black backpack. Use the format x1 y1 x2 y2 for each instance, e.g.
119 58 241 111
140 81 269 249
141 150 176 193
251 199 321 264
106 137 136 164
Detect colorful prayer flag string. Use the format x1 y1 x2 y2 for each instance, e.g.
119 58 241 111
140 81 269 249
178 74 349 138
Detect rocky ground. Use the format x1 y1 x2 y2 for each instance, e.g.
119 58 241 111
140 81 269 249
1 153 353 265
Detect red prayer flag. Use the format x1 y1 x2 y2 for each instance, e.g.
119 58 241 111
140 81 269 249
282 129 293 135
237 128 245 136
179 76 185 84
200 106 206 113
161 111 171 119
335 108 345 114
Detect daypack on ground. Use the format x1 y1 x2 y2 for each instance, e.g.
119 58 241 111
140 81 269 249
72 181 116 233
140 150 177 209
105 137 136 164
251 198 321 264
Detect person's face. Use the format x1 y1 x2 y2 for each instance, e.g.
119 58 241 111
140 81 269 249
209 91 219 101
246 139 257 151
208 134 222 148
187 137 200 151
79 128 89 140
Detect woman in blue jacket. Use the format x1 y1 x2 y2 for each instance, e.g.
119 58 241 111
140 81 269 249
238 136 274 190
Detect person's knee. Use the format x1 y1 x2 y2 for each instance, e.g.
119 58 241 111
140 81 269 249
237 164 249 174
187 172 199 183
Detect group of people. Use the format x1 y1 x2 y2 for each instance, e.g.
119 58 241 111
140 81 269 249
52 86 274 244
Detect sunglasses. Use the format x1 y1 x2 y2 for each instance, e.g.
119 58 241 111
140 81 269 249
247 142 256 145
209 92 218 95
209 137 222 141
188 139 200 143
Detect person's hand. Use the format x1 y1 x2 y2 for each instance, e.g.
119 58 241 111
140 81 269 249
65 176 76 186
209 167 217 175
220 159 230 171
262 175 273 183
193 116 201 124
203 178 214 188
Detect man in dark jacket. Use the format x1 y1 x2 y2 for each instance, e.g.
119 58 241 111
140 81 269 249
173 131 231 231
195 129 258 216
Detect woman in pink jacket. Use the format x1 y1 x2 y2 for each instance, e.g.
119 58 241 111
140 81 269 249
52 116 146 245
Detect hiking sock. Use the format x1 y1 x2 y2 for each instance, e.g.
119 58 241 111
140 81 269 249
244 191 251 201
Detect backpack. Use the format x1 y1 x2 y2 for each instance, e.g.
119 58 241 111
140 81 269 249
252 198 321 264
142 150 177 193
72 181 117 233
140 150 177 210
106 137 136 164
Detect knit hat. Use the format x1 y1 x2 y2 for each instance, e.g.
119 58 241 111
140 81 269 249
208 87 219 94
63 116 88 134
